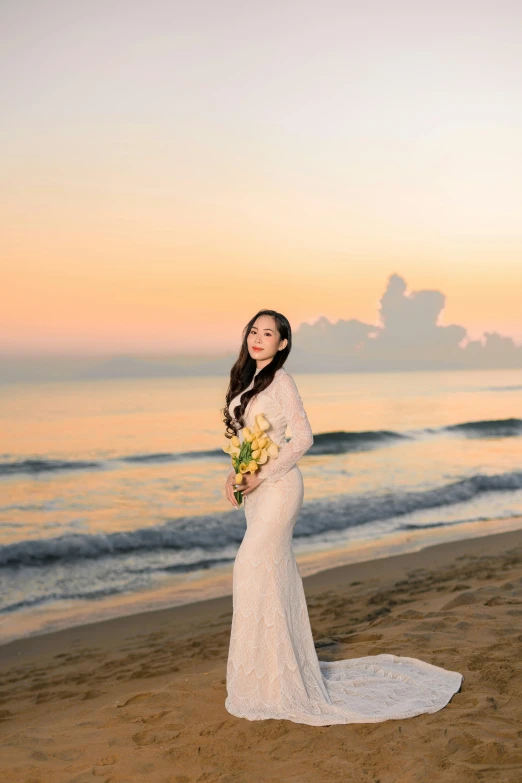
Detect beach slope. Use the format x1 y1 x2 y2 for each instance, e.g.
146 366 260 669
1 526 522 783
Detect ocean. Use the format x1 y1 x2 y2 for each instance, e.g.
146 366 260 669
1 367 522 645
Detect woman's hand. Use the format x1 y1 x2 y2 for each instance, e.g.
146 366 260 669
238 472 264 496
225 475 240 509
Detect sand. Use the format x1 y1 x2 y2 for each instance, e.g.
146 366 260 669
1 525 522 783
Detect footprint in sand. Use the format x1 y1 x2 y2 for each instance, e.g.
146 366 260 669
441 590 482 610
116 691 155 708
131 710 172 725
335 632 384 644
92 754 118 776
132 728 181 746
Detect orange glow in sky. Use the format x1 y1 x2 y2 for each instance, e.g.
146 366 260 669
2 1 521 354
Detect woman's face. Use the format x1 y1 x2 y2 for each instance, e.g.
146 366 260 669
247 315 286 366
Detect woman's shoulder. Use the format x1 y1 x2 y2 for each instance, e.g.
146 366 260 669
274 367 289 382
264 367 286 393
272 367 298 390
277 366 296 379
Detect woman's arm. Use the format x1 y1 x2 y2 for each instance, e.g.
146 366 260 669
258 372 314 483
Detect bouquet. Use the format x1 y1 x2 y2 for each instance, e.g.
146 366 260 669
222 412 279 506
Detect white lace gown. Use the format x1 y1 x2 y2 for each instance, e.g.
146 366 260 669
224 367 463 725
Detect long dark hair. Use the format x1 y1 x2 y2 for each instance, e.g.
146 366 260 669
221 309 292 438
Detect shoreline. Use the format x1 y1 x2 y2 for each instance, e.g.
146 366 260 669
3 513 522 650
1 524 522 781
1 524 520 662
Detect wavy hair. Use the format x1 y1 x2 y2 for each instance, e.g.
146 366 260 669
221 309 292 438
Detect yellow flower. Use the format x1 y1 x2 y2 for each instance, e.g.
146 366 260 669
239 462 249 473
266 442 279 458
257 450 268 464
222 443 240 457
235 473 243 484
251 449 260 459
247 461 258 473
231 435 240 447
255 413 270 432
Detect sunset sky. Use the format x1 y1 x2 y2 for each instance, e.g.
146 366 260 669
2 0 521 355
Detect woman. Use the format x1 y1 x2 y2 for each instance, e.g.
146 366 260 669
222 309 463 725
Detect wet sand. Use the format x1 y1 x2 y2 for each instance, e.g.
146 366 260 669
1 524 522 782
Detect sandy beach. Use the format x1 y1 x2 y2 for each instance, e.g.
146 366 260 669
1 524 521 783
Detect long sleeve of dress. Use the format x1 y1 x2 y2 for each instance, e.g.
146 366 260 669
258 372 314 483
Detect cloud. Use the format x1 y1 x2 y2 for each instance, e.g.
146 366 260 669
1 274 520 383
291 273 522 372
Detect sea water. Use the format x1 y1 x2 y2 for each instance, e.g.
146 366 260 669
1 368 522 644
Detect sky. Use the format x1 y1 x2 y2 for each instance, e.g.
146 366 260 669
2 0 521 355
